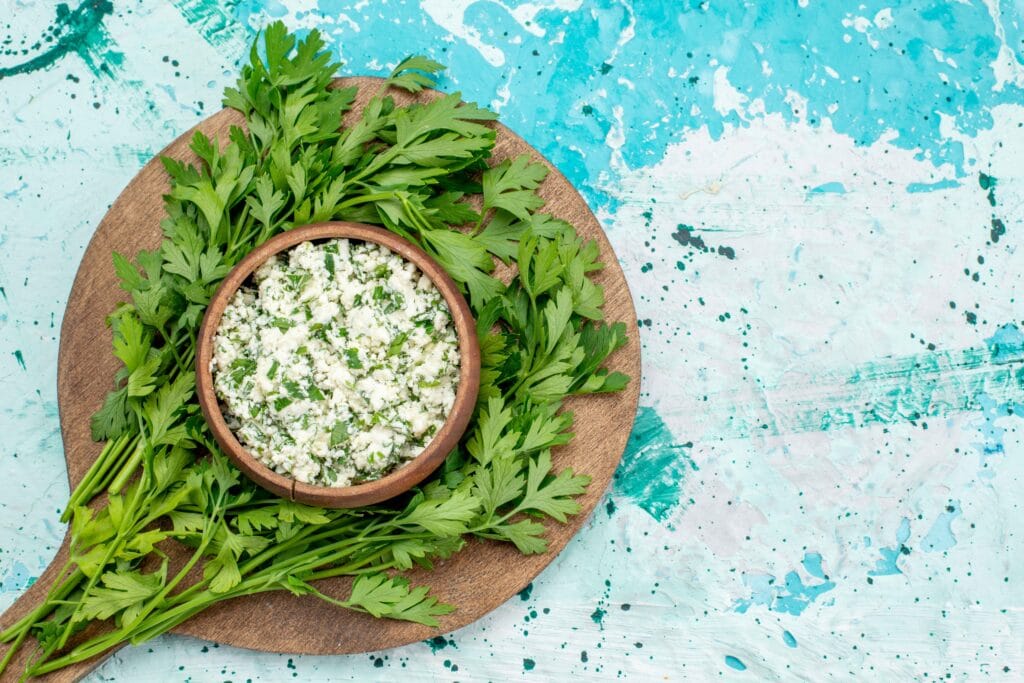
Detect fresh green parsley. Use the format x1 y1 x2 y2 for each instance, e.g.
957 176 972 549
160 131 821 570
2 23 628 680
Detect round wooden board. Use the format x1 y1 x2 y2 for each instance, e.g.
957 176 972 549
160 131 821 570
2 77 640 680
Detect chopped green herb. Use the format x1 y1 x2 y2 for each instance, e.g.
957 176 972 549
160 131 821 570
282 379 304 398
230 358 256 384
387 332 409 357
329 420 349 448
287 272 310 290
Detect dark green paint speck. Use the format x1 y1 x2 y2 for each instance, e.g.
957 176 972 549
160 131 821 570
427 635 451 652
991 218 1006 243
979 172 997 206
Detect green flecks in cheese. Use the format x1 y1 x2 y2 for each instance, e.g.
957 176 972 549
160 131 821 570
211 239 459 487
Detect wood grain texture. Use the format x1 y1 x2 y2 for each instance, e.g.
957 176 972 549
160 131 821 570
0 77 640 681
195 222 482 508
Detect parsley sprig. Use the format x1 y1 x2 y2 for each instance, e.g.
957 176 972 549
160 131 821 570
0 23 628 678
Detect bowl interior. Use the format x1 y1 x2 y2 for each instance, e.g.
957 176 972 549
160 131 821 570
195 222 480 508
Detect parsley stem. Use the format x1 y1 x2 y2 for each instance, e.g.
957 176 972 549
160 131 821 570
52 456 154 654
0 622 29 676
65 433 137 517
35 538 407 669
335 191 395 211
125 504 223 636
92 434 140 494
307 556 397 581
107 441 145 495
63 436 116 515
0 566 81 643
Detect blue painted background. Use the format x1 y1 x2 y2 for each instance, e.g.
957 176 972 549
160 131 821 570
2 0 1024 679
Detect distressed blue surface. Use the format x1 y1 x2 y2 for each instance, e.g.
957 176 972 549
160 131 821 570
3 0 1024 679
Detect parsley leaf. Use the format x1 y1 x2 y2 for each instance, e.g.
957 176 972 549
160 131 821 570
482 155 548 221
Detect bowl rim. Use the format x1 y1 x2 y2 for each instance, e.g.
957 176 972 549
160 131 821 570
195 221 480 508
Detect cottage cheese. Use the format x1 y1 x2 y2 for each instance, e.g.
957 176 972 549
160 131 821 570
211 239 460 487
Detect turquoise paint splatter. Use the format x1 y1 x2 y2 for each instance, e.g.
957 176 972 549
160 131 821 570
734 553 836 616
612 407 696 522
801 552 825 580
987 324 1024 362
714 325 1024 440
906 179 961 193
974 393 1019 462
972 326 1024 467
172 0 249 50
774 572 836 616
921 502 962 553
257 0 1024 215
782 631 797 648
0 561 37 593
869 518 912 577
3 182 27 199
808 182 847 195
0 1 120 80
725 655 747 671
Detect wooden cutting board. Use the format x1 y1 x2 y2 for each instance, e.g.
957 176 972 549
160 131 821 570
0 77 641 682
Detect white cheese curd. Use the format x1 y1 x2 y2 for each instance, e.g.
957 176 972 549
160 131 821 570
211 239 460 487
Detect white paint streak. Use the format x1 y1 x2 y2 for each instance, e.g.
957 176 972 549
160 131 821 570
502 0 583 37
712 67 748 116
983 0 1024 91
604 105 1024 445
873 8 894 30
420 0 506 66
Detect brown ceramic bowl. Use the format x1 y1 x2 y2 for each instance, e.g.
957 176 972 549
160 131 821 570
195 222 480 508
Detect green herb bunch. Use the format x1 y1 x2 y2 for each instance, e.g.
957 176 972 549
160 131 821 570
0 22 627 678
